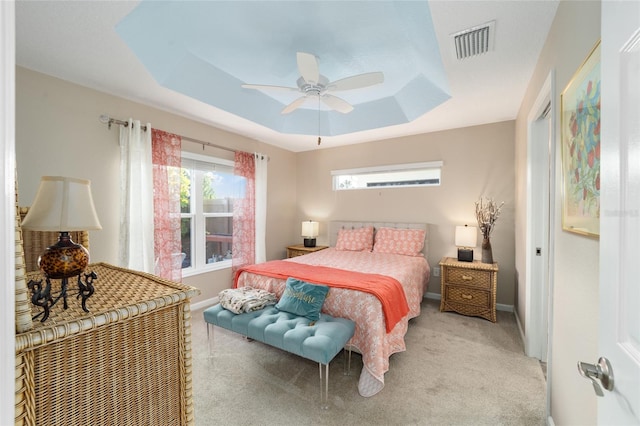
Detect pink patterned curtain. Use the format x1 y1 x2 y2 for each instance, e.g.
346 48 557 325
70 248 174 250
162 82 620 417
232 151 256 277
151 129 182 281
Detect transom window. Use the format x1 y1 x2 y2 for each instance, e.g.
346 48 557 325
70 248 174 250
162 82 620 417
180 152 245 276
332 161 443 190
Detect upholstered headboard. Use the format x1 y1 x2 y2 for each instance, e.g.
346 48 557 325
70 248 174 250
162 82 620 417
328 221 429 257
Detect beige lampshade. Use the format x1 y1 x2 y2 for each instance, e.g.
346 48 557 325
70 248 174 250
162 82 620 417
455 225 477 248
22 176 102 232
301 220 319 238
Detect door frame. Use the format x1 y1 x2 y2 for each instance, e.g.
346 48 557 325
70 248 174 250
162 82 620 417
526 71 556 422
1 1 16 424
525 70 556 362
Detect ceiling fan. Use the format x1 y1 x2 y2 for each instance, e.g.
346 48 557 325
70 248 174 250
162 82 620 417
241 52 384 115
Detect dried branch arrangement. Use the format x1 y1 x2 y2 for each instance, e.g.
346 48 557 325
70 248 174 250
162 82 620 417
475 198 505 239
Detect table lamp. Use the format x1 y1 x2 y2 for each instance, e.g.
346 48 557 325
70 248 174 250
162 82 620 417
21 176 102 320
455 224 477 262
301 220 319 247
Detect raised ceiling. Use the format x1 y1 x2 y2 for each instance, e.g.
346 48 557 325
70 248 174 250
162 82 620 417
15 1 560 152
116 1 451 138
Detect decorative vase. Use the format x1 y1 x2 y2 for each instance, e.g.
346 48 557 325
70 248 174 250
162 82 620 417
481 237 494 264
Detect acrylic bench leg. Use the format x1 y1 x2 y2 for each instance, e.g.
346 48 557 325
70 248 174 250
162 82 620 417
206 323 215 356
319 362 329 409
343 346 352 376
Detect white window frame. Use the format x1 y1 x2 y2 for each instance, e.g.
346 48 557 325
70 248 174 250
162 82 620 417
181 151 235 277
331 161 443 190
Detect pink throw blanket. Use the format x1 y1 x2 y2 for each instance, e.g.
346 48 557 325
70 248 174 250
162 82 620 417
234 260 409 332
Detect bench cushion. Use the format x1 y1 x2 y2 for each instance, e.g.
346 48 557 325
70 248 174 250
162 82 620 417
203 304 355 365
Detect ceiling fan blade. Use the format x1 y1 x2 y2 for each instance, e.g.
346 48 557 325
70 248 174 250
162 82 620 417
329 72 384 92
241 84 298 92
297 52 320 85
322 94 354 114
281 96 307 114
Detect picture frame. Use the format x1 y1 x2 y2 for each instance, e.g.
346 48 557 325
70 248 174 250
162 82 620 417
560 41 601 238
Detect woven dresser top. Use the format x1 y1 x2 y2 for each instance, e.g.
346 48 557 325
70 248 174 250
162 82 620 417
16 262 199 352
439 257 498 271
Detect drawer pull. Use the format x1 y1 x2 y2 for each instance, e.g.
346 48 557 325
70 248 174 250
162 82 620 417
462 275 474 281
461 294 473 300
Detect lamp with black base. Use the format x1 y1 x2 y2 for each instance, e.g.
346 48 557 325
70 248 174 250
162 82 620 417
21 176 102 321
301 220 319 248
455 224 477 262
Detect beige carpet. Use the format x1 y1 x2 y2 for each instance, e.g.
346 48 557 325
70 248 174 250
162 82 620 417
190 298 546 425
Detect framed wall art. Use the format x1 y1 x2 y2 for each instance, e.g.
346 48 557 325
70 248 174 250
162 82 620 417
560 41 601 238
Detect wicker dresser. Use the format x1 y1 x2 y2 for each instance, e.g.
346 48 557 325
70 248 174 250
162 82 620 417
14 263 200 426
439 257 499 322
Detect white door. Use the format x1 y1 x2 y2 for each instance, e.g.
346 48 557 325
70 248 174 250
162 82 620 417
597 1 640 424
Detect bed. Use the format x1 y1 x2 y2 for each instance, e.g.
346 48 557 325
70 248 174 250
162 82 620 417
234 221 430 397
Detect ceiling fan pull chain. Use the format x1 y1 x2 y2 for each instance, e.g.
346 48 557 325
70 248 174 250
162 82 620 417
317 95 322 146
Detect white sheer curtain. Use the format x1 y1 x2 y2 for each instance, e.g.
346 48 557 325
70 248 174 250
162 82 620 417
254 153 268 263
119 119 155 273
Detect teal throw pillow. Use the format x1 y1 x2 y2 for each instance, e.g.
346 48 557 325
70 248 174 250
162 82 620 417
275 277 329 322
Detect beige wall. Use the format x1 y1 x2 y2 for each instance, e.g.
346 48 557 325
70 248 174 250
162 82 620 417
15 67 298 304
296 121 517 305
16 67 517 307
515 1 601 424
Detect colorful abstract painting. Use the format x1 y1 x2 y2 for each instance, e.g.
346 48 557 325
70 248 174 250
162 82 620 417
561 41 601 238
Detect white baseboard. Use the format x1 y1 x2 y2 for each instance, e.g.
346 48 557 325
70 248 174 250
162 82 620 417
424 292 441 301
191 296 218 312
514 306 527 350
497 302 514 313
424 292 514 313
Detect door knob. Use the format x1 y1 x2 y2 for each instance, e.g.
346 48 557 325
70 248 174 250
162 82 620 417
577 356 614 397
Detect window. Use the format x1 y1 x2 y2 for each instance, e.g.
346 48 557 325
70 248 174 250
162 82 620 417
332 161 443 190
180 152 245 276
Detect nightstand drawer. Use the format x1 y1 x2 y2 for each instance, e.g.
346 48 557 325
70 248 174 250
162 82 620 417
288 248 308 258
286 245 328 259
444 286 490 308
445 268 491 289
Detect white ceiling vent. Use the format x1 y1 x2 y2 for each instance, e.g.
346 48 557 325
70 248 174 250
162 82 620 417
451 21 495 60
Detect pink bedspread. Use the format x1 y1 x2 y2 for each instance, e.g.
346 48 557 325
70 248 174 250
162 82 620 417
234 260 409 332
235 248 430 397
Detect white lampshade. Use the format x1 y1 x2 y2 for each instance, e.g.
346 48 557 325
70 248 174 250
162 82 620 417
301 220 319 238
455 225 477 248
22 176 102 231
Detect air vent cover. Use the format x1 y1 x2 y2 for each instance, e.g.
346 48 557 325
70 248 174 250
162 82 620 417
451 21 495 60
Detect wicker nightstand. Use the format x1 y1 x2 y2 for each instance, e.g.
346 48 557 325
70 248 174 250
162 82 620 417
286 244 328 258
439 257 499 322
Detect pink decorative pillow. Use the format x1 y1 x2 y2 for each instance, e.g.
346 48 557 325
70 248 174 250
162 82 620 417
373 227 426 256
335 226 374 251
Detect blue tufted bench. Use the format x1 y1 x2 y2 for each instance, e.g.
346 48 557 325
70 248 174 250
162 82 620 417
203 304 355 407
